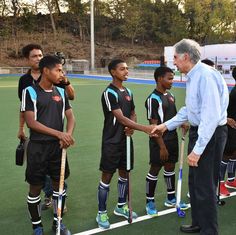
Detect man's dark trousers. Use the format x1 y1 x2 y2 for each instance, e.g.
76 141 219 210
188 125 227 235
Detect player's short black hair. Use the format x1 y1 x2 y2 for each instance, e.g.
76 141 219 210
22 44 43 58
232 67 236 80
154 66 174 82
201 59 215 67
39 55 61 74
108 59 125 76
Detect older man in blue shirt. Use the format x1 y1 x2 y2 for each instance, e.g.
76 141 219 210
152 39 228 235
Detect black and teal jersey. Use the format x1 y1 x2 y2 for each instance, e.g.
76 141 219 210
228 86 236 121
227 85 236 138
101 83 135 144
21 84 71 141
18 70 41 101
18 70 67 101
145 89 177 141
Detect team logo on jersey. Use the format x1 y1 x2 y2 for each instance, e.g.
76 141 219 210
125 96 131 101
169 96 174 103
52 95 61 102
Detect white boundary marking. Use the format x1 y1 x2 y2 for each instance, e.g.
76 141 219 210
73 191 236 235
73 206 183 235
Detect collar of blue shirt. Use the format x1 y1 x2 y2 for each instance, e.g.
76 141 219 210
186 60 201 81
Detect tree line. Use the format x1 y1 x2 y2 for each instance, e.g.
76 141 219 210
0 0 236 46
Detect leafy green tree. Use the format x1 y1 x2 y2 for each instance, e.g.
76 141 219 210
120 1 146 45
183 0 235 43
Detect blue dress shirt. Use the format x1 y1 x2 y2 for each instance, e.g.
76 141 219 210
165 61 229 155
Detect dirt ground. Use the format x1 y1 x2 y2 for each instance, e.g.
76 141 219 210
0 32 163 68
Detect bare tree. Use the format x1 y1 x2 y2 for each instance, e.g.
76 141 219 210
54 0 61 15
40 0 58 39
0 0 9 16
11 0 20 17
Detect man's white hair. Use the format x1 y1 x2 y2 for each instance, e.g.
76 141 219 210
174 39 201 64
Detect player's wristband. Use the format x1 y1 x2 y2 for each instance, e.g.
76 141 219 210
64 81 70 86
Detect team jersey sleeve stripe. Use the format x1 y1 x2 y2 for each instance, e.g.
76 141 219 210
104 91 111 111
147 97 152 119
21 88 26 111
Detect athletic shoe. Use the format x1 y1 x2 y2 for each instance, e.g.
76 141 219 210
114 204 138 219
52 223 71 235
220 182 230 196
164 198 189 210
225 179 236 189
41 197 52 210
96 212 110 229
33 227 44 235
146 201 158 215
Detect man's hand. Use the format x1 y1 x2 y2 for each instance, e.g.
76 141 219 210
17 128 27 140
160 146 169 162
187 151 200 167
150 123 167 137
124 127 134 136
227 118 236 129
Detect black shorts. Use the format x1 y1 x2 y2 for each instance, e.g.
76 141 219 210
224 137 236 156
26 140 70 185
149 138 178 166
100 139 134 173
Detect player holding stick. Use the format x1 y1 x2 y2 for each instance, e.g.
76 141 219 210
96 59 157 229
21 56 75 235
145 67 188 216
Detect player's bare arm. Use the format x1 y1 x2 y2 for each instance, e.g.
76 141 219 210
112 108 154 135
180 122 190 135
61 76 75 100
150 118 168 161
65 108 75 135
17 111 27 140
124 110 136 136
24 110 74 146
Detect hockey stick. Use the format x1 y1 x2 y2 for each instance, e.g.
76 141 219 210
176 132 186 218
126 136 132 223
56 148 67 235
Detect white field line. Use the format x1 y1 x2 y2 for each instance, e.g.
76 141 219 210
73 191 236 235
73 206 182 235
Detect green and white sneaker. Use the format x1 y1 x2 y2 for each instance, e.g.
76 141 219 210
114 204 138 219
96 212 110 229
164 198 189 210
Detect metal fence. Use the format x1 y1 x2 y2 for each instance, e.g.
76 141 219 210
0 66 234 84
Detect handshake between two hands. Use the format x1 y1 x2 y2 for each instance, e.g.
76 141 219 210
147 123 166 137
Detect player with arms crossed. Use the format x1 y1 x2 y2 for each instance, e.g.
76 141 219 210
145 66 188 216
21 55 75 235
96 59 156 229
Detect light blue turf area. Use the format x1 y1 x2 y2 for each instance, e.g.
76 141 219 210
0 75 235 235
